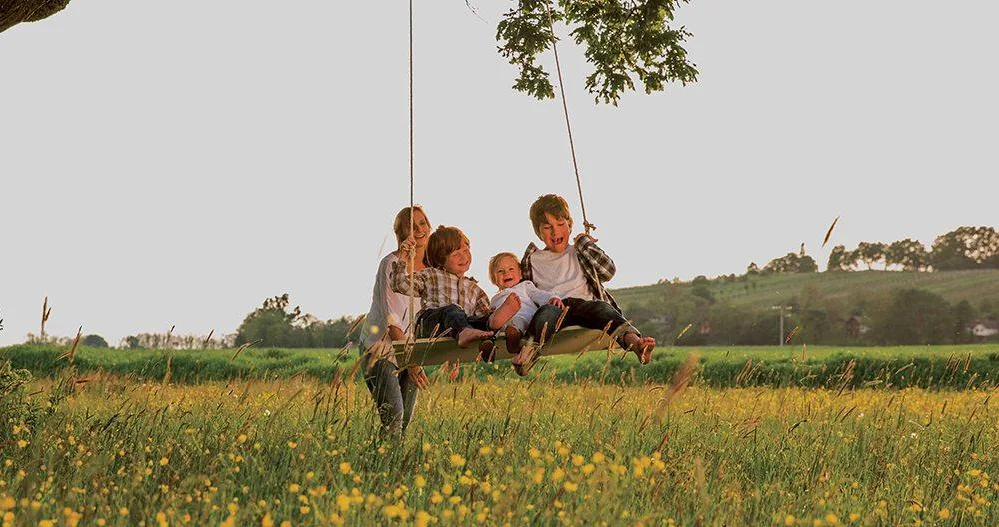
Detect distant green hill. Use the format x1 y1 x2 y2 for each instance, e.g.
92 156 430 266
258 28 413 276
611 269 999 311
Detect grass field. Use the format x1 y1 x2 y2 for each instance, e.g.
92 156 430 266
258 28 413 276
1 367 997 526
3 343 998 390
611 269 999 311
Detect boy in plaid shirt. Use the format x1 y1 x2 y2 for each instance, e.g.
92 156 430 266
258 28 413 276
521 194 656 365
391 225 520 359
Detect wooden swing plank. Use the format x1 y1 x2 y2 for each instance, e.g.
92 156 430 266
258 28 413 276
390 326 616 366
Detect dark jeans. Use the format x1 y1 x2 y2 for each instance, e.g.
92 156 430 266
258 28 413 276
415 304 491 339
529 297 640 348
363 358 418 436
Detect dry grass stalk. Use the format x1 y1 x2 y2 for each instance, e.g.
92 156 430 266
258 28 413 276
657 353 698 416
601 320 624 356
694 456 708 512
345 313 367 338
822 215 840 248
366 334 393 370
40 296 52 340
344 355 365 388
57 326 83 363
162 354 173 386
785 326 801 344
675 323 694 343
229 339 260 362
166 325 175 349
835 359 856 396
554 305 570 335
202 330 214 348
735 359 755 386
537 322 549 349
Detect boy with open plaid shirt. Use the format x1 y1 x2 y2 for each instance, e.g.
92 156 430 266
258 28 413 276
521 194 656 365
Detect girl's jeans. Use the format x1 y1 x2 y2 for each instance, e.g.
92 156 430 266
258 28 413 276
363 358 418 436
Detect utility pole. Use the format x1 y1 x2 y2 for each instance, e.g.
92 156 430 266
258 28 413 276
770 305 793 346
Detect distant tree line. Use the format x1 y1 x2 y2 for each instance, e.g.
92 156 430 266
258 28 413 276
26 333 110 348
234 294 356 349
23 294 354 350
746 244 819 276
743 227 999 277
627 282 999 347
119 332 236 350
631 226 999 347
827 226 999 272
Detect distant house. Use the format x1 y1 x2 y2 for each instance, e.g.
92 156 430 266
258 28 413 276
971 320 999 341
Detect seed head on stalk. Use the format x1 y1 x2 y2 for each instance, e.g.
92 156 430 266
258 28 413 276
230 340 260 362
57 326 83 363
655 353 699 418
40 296 53 341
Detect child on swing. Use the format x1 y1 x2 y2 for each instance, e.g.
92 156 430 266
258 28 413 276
391 225 521 360
522 194 656 365
487 251 564 375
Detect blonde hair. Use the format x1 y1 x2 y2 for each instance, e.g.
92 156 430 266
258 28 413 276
488 252 520 287
529 194 573 237
424 226 469 269
393 205 429 244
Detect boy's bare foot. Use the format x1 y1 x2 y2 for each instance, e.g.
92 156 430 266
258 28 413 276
505 326 523 355
511 343 538 376
623 332 656 365
457 328 494 349
489 294 521 330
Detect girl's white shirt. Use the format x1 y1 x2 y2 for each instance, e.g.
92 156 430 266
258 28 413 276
361 251 422 350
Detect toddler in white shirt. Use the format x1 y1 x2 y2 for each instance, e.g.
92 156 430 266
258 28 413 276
488 252 563 371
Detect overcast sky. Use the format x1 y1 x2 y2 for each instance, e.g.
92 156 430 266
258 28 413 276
1 1 996 346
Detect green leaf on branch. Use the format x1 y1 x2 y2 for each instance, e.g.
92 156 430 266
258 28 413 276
497 0 699 104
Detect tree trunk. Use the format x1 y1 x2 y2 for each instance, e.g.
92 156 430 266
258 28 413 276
1 0 72 34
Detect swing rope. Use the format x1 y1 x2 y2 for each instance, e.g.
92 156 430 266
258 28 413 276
545 3 595 236
407 0 417 343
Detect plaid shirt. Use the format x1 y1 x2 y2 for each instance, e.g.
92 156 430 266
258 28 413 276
521 235 620 311
390 261 491 319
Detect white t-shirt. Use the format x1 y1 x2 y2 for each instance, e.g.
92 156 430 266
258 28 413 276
361 252 421 350
529 246 593 301
490 280 557 328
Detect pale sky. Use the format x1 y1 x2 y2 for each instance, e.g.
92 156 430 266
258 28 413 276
1 1 996 346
